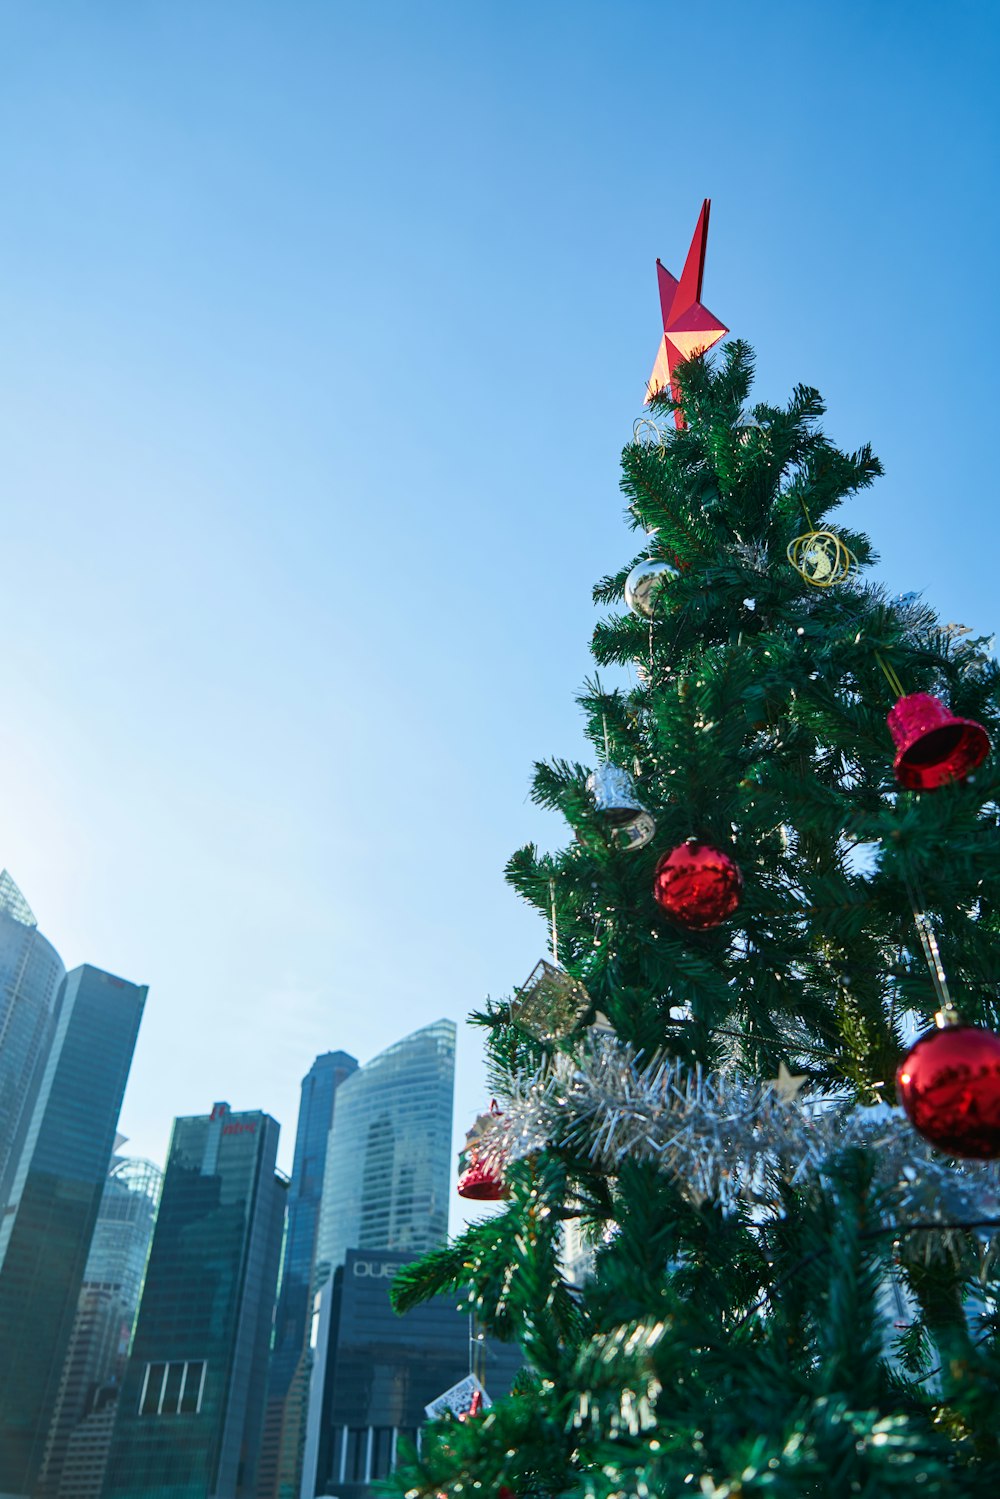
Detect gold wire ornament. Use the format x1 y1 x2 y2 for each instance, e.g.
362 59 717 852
786 529 858 588
511 959 591 1042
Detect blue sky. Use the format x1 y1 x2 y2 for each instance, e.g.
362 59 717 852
1 1 998 1225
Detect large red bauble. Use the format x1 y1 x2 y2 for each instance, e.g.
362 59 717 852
887 692 990 791
896 1023 1000 1158
653 840 743 930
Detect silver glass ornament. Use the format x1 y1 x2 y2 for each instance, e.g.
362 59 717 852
624 557 679 618
736 415 770 446
616 809 657 852
511 959 591 1043
586 762 644 827
632 416 669 452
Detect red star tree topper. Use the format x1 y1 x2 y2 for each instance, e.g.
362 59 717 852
646 198 728 428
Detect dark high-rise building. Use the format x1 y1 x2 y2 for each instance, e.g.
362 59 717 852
38 1151 162 1499
0 869 66 1213
258 1052 358 1499
102 1103 287 1499
0 964 147 1499
307 1249 522 1499
301 1020 457 1497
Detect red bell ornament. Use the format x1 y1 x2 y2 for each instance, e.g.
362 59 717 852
653 840 743 930
887 692 990 791
457 1156 509 1200
457 1102 510 1201
896 1018 1000 1159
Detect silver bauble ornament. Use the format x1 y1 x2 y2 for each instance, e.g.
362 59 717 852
736 415 770 446
616 809 656 852
624 557 679 618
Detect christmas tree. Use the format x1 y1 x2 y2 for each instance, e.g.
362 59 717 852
389 206 1000 1498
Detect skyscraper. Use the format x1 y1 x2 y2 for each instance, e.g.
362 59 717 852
38 1150 162 1499
102 1102 287 1499
301 1019 457 1497
309 1249 522 1499
314 1019 456 1278
0 964 147 1499
0 869 66 1213
258 1051 358 1499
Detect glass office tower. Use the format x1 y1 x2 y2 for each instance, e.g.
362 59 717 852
0 964 147 1499
102 1103 286 1499
301 1020 456 1497
38 1152 162 1499
314 1019 456 1277
0 868 66 1213
258 1051 358 1499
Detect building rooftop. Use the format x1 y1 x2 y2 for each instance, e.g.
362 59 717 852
0 869 37 928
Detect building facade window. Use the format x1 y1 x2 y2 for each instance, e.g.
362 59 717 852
332 1422 419 1487
371 1426 394 1479
179 1361 205 1414
344 1427 367 1484
138 1360 206 1415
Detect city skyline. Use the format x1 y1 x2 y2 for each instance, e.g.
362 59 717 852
0 913 506 1499
0 865 491 1238
0 988 474 1499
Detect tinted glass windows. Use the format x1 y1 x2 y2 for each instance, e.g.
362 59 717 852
139 1360 206 1415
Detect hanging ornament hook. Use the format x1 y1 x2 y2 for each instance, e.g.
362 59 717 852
875 651 907 701
549 877 558 967
911 911 960 1027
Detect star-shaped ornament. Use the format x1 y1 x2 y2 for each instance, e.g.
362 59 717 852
766 1062 809 1103
646 199 728 429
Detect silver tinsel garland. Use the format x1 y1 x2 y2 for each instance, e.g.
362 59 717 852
481 1036 1000 1251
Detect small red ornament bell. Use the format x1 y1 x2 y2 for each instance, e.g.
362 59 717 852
897 1017 1000 1159
457 1156 509 1201
887 692 990 791
653 840 743 930
457 1101 509 1201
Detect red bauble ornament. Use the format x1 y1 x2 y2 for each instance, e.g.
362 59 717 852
653 840 743 930
896 1021 1000 1158
887 692 990 791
